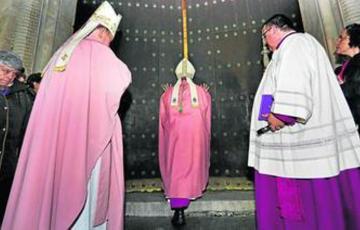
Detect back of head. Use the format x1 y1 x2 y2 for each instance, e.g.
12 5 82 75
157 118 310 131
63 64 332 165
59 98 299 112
87 25 113 45
51 1 122 72
27 72 42 83
27 72 42 90
263 14 296 32
345 23 360 49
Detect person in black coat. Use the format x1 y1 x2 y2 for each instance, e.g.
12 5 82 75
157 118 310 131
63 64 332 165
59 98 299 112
0 51 34 223
335 23 360 129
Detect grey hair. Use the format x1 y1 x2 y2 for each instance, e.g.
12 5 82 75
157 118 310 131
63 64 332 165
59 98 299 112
0 50 24 72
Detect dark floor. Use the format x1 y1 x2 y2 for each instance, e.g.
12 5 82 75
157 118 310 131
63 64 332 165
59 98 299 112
125 215 256 230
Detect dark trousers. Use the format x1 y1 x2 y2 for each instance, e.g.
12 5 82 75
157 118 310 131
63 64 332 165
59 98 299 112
0 177 13 225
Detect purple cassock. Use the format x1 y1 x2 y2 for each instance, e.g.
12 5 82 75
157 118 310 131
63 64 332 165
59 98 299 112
255 169 360 229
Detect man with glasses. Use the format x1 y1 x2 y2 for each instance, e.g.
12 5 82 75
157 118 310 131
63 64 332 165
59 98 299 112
249 14 360 229
0 50 34 224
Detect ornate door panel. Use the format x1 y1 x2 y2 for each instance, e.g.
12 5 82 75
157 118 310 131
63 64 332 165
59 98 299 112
75 0 303 179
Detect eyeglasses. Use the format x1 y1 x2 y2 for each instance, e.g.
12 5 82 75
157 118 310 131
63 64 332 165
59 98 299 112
262 27 271 39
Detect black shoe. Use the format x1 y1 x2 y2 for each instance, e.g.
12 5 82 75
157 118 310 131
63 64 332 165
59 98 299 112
171 208 186 226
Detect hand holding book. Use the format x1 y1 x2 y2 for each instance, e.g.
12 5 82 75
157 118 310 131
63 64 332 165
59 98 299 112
257 95 296 136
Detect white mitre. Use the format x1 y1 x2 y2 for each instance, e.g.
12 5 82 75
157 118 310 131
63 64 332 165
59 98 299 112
171 58 199 108
53 1 122 72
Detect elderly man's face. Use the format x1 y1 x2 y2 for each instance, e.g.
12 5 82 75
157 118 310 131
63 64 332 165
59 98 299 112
0 64 16 87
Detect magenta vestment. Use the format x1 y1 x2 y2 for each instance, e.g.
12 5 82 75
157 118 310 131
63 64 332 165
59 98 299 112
1 38 131 230
159 80 211 200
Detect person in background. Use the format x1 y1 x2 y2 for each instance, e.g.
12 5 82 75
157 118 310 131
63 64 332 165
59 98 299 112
1 1 131 230
0 50 34 224
26 72 42 93
249 14 360 229
335 23 360 128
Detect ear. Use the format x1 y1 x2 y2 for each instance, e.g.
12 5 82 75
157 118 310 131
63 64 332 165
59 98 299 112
101 28 114 41
98 28 106 38
270 26 277 34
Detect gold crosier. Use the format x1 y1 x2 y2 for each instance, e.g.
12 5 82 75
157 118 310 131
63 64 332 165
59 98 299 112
178 0 195 112
182 0 189 60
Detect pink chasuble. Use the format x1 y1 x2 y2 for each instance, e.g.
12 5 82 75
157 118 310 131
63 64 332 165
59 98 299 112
1 38 131 230
159 81 211 199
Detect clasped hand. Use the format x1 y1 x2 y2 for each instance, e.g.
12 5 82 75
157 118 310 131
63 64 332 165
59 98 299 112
268 113 285 131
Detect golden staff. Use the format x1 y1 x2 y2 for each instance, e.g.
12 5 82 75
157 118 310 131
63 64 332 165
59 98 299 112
181 0 189 60
177 0 195 79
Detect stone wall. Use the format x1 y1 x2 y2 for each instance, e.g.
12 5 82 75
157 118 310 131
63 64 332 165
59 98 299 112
0 0 22 50
0 0 77 74
32 0 78 73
